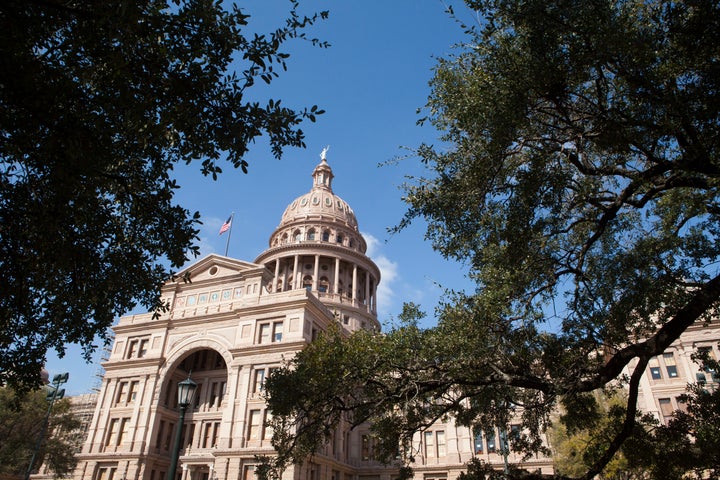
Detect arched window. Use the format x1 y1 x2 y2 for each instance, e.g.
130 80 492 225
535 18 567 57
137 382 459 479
322 230 330 242
294 230 302 242
281 233 288 244
303 275 313 291
319 276 329 293
336 234 344 245
307 229 316 241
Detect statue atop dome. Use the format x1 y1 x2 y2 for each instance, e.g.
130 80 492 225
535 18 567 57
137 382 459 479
320 145 330 161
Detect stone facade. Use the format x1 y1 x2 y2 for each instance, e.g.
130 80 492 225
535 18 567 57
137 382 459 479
631 321 720 426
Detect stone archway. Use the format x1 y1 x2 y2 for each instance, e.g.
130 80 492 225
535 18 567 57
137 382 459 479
156 348 229 480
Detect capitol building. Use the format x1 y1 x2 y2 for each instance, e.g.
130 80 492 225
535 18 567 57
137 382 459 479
66 153 718 480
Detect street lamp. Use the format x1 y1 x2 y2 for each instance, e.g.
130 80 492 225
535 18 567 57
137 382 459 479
25 372 69 480
167 374 197 480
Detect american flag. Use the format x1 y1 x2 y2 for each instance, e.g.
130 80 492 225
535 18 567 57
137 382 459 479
219 215 232 235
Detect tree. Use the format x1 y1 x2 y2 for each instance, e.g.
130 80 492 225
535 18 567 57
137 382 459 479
554 351 720 479
0 0 327 388
621 349 720 479
549 391 646 480
0 386 81 477
263 1 720 478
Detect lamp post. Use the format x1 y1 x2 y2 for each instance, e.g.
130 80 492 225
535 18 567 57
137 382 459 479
25 372 69 480
167 375 197 480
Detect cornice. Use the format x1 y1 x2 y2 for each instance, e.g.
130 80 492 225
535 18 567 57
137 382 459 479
103 357 163 371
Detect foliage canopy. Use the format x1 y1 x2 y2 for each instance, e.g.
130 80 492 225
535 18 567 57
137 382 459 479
0 0 326 388
264 0 720 479
0 386 81 477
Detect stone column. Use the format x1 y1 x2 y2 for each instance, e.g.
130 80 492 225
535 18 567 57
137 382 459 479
282 259 289 292
334 258 340 294
352 264 358 303
293 255 299 289
365 272 370 310
273 260 280 292
313 255 320 291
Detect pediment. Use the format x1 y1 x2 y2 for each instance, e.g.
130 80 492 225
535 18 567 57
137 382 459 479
170 254 264 285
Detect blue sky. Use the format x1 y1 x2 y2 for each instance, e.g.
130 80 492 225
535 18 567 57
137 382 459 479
47 0 478 395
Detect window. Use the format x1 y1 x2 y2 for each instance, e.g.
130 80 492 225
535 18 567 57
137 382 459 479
698 346 719 380
106 419 119 447
658 398 674 424
257 321 283 344
243 466 256 480
116 380 139 405
307 229 316 241
156 421 165 449
676 396 688 414
258 323 270 344
437 431 446 457
486 432 496 453
128 380 139 403
248 409 262 440
424 431 435 458
209 381 224 407
263 410 273 440
510 424 521 442
126 337 150 359
649 356 662 379
361 434 375 460
663 352 678 378
253 369 266 393
322 230 330 241
105 417 130 447
165 422 174 450
117 418 130 445
202 421 220 448
424 431 446 458
127 340 138 359
474 431 483 454
273 321 283 342
96 466 117 480
303 275 313 291
115 382 128 405
193 383 203 408
336 234 344 244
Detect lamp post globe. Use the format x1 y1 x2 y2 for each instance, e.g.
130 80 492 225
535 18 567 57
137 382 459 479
167 375 197 480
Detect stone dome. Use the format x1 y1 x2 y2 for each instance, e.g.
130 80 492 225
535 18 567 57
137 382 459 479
278 157 359 231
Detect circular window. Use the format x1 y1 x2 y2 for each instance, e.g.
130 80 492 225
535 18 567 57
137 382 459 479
209 266 218 275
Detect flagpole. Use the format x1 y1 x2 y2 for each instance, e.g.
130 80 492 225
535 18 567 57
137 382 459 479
224 212 234 257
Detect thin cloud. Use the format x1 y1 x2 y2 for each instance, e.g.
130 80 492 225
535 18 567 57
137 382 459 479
363 232 399 319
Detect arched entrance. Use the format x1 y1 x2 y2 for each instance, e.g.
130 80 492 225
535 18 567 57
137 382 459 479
157 348 229 480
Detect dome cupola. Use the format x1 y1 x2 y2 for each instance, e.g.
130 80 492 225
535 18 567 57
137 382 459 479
255 148 381 332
